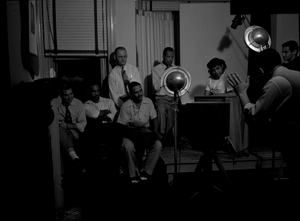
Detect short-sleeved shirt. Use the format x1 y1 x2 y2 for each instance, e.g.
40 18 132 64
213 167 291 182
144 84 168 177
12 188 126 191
117 97 157 128
205 72 233 94
84 97 117 121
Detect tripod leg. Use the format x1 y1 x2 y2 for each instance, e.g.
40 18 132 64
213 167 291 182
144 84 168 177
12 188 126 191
213 155 234 192
194 154 206 174
190 154 212 200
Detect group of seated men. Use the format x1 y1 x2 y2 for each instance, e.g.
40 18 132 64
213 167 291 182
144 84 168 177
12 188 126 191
58 46 176 185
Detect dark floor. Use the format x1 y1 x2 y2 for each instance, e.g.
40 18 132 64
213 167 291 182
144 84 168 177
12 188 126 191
54 157 297 221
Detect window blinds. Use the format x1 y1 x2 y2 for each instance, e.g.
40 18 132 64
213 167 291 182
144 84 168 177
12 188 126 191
43 0 107 57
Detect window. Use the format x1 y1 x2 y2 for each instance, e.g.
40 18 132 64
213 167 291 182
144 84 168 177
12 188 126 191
43 0 107 57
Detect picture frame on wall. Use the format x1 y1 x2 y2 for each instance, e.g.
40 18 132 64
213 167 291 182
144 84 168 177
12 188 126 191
29 0 38 56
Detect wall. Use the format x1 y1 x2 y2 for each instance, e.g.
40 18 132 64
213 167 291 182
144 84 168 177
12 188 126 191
7 1 54 87
115 0 137 66
7 1 33 86
272 14 299 54
180 2 249 104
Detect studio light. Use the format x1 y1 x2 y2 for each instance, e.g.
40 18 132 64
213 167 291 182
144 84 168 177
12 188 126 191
161 66 191 98
231 14 245 29
244 25 271 52
161 66 191 178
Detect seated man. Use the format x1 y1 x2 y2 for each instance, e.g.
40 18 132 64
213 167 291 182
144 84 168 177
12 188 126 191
151 47 177 142
117 81 162 185
58 83 87 174
84 81 118 160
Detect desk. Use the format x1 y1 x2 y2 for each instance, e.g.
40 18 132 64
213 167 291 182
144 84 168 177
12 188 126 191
225 95 248 152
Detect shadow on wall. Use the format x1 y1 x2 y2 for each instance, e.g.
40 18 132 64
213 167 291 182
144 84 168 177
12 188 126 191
217 29 233 52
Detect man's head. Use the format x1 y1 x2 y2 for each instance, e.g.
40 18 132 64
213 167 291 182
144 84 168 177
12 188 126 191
87 82 100 103
114 46 128 67
60 83 74 105
281 40 299 63
255 48 282 77
162 47 174 67
128 81 143 103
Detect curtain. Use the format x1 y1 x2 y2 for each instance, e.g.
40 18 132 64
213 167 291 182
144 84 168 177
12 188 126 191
136 10 174 99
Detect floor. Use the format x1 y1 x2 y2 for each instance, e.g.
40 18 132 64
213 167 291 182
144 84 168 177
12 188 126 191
54 146 296 221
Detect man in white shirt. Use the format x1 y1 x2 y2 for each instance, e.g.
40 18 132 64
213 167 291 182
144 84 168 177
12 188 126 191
151 47 176 141
84 82 118 160
108 46 142 109
58 83 87 173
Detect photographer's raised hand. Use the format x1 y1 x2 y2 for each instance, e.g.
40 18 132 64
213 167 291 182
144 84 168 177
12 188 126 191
227 72 251 107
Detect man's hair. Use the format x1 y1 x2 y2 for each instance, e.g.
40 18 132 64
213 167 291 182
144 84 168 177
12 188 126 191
282 40 299 52
114 46 127 55
128 81 141 92
207 57 227 70
85 79 99 88
60 83 72 96
163 47 174 56
255 48 282 73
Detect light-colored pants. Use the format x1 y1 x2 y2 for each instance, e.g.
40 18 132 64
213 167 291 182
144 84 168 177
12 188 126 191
121 137 162 178
155 95 177 135
60 127 79 154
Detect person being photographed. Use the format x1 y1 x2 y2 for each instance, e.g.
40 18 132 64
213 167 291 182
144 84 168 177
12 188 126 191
204 57 234 95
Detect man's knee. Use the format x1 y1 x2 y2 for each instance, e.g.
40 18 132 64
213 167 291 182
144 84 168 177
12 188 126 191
122 138 135 152
153 140 163 152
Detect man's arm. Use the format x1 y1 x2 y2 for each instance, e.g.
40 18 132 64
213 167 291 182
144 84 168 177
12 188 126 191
150 116 162 140
108 70 122 108
76 103 87 132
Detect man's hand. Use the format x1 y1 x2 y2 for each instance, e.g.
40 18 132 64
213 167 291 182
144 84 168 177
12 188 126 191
227 72 250 95
227 72 251 107
99 110 111 117
100 115 112 123
59 122 75 130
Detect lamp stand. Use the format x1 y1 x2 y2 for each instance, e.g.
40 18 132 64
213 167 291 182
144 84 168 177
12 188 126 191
172 90 180 184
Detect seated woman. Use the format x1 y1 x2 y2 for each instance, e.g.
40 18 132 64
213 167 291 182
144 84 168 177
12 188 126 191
204 58 235 96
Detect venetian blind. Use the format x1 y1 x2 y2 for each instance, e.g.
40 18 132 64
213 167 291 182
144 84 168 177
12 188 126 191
43 0 107 56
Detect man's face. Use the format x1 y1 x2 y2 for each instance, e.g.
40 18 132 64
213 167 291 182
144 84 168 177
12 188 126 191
282 46 296 62
89 84 100 103
163 50 174 67
115 49 128 67
62 88 74 105
130 84 143 103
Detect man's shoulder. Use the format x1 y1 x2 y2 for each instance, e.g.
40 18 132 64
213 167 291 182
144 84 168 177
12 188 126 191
126 63 137 68
142 96 154 105
100 96 114 103
109 66 119 75
152 63 164 71
73 98 84 105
